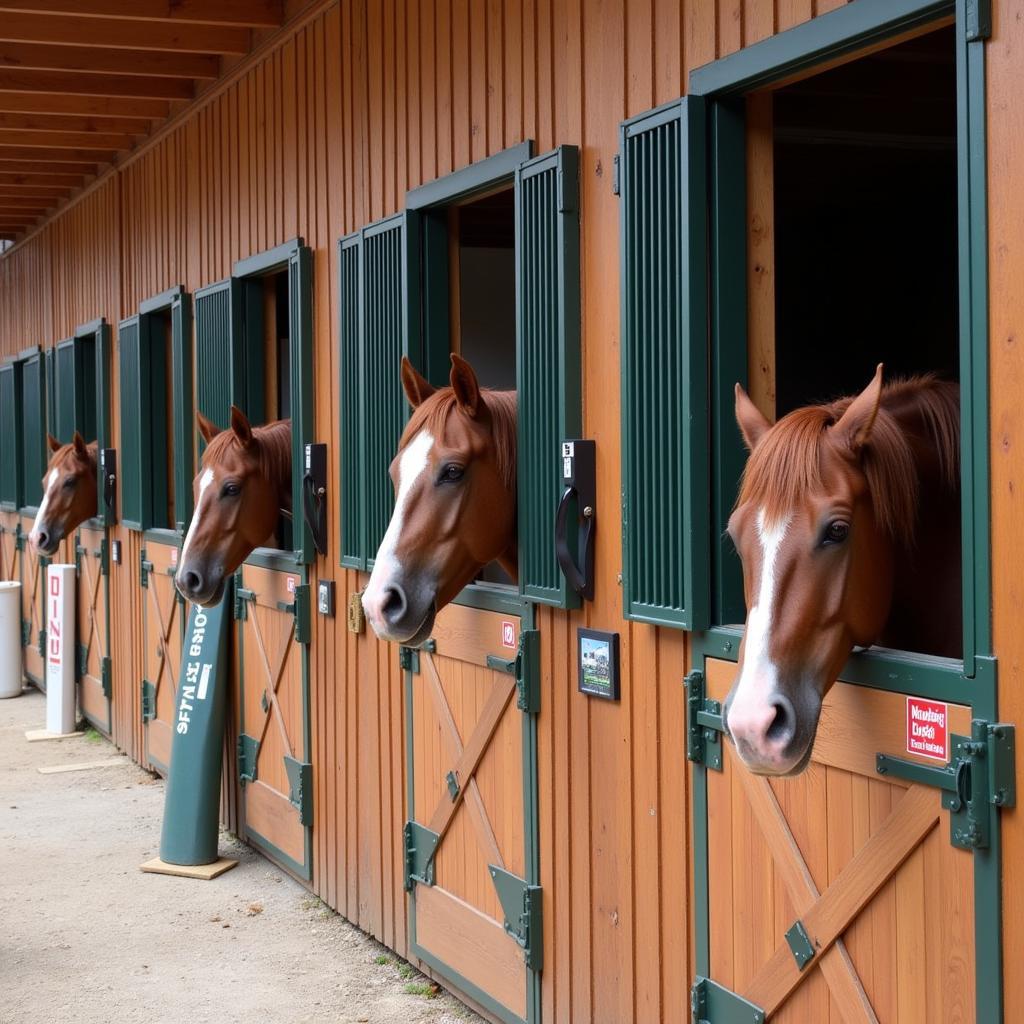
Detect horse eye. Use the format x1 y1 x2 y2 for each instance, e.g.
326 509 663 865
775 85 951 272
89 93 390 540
221 482 241 498
439 464 464 484
824 521 850 545
62 476 76 490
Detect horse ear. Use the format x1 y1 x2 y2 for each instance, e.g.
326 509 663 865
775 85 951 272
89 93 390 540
230 405 254 448
46 433 61 454
832 363 884 454
197 410 221 444
72 431 88 458
401 356 436 409
734 383 772 451
450 354 481 419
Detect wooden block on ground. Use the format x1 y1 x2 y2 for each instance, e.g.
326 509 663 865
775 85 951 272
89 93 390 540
25 728 81 742
38 757 125 774
139 857 239 880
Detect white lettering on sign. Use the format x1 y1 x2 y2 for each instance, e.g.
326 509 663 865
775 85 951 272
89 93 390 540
502 620 516 649
906 697 949 761
563 457 573 478
47 573 61 666
178 610 213 734
287 575 297 594
198 663 212 701
562 442 574 459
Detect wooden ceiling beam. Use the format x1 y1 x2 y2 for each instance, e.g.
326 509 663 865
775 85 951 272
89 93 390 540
0 2 283 28
0 157 97 173
0 41 219 79
0 143 110 162
0 13 251 54
0 184 66 196
0 69 194 100
0 111 152 134
0 171 85 185
0 92 169 118
0 129 129 150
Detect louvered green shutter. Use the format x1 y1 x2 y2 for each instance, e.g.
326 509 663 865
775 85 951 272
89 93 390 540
21 351 45 509
288 245 314 563
515 145 582 608
194 278 245 447
118 316 145 529
54 339 75 444
338 233 364 569
619 97 710 630
44 346 56 443
92 321 112 524
0 363 23 509
171 292 194 530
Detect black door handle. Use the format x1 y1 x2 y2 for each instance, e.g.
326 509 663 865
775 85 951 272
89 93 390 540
553 440 596 601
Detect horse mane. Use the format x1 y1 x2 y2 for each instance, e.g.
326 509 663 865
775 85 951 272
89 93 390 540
399 388 518 494
737 376 959 545
204 418 293 504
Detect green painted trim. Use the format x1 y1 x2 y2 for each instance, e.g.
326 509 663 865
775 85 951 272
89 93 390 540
243 546 303 572
73 317 105 338
232 237 304 278
689 0 953 96
406 141 533 210
138 284 185 316
452 583 533 617
142 528 180 547
17 345 39 361
170 292 194 531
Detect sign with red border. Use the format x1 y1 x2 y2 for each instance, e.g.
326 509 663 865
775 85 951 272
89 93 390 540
501 620 516 649
906 696 949 761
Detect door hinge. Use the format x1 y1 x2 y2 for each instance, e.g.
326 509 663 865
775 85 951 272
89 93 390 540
612 153 621 195
37 627 46 657
403 820 439 891
21 618 30 647
284 755 313 827
74 543 83 574
101 656 112 698
237 732 260 783
686 669 725 770
14 527 24 552
489 865 543 971
140 552 153 589
487 628 540 714
141 679 156 722
399 639 435 675
100 538 109 575
234 586 254 621
784 919 815 971
277 583 310 644
691 977 765 1024
877 719 1015 850
76 642 88 679
966 0 991 41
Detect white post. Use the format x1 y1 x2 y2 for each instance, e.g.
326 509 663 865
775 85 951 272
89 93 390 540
45 564 76 736
0 580 22 699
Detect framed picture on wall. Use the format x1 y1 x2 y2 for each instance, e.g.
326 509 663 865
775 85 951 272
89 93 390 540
577 628 620 701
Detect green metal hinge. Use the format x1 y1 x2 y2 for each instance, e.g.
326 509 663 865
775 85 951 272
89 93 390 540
784 919 815 971
37 627 46 658
486 628 540 714
612 153 621 195
686 669 724 771
141 679 156 722
234 586 254 621
284 755 313 827
403 820 439 891
237 733 260 783
399 639 435 675
100 538 109 575
877 720 1015 850
445 770 460 800
489 865 543 971
21 618 30 647
76 642 88 679
101 656 111 698
276 583 310 644
14 528 24 552
691 977 765 1024
966 0 991 41
140 553 153 589
74 543 83 574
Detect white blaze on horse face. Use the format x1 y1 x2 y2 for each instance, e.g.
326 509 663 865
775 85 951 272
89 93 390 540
177 468 214 577
728 510 790 747
362 429 434 631
29 468 59 548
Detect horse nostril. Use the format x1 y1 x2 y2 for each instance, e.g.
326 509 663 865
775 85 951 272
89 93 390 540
381 584 408 626
183 569 203 594
765 695 796 746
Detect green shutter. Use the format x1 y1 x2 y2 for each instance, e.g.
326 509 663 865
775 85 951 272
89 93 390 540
54 339 75 444
619 97 710 630
288 245 314 563
194 278 245 447
515 145 582 608
44 346 56 442
338 233 364 569
93 321 112 523
171 292 194 531
118 316 145 529
0 363 23 508
20 351 45 509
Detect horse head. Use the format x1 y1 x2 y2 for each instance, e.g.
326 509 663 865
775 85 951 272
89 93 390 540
362 354 518 646
29 432 99 556
175 406 292 607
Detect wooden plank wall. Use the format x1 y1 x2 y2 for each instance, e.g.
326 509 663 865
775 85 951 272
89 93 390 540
10 3 1024 1023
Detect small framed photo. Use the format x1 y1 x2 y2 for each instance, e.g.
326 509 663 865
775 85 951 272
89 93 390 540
577 628 620 701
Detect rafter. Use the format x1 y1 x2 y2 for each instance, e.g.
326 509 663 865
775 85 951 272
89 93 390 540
0 192 54 203
0 184 66 197
0 41 219 79
0 171 85 185
0 69 193 100
0 144 109 163
0 157 97 174
0 92 170 119
0 3 283 28
0 13 251 54
0 129 129 150
0 111 151 134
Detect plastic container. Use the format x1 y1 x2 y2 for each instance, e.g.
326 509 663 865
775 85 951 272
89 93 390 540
0 580 22 699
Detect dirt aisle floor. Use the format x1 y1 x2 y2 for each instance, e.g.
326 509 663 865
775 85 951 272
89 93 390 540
0 689 482 1024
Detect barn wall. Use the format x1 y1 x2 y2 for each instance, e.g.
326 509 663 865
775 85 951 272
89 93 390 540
9 3 1022 1023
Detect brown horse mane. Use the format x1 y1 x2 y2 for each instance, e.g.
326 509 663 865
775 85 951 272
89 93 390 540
398 388 518 494
737 375 959 545
204 418 292 505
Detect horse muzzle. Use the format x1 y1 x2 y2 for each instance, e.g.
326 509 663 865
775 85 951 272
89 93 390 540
175 564 226 608
29 525 62 557
362 580 436 647
724 689 820 777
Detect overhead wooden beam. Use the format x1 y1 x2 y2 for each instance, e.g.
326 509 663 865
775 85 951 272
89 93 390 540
0 111 151 134
0 171 85 185
0 13 251 54
0 92 169 118
0 41 219 79
0 69 193 100
0 184 66 196
0 2 283 28
0 192 54 203
0 129 129 150
0 157 97 173
0 144 109 162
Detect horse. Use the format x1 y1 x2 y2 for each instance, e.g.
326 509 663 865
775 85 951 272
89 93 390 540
724 365 961 776
29 432 99 556
174 406 292 607
361 354 517 647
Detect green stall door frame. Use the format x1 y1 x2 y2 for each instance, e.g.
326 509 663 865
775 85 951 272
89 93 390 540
0 361 24 510
18 346 46 512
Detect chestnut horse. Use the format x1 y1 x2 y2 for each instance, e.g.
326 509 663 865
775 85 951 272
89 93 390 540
29 432 99 556
175 406 292 607
725 366 960 776
362 355 517 646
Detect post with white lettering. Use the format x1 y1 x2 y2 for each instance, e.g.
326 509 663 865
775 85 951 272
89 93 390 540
45 565 76 735
145 587 236 877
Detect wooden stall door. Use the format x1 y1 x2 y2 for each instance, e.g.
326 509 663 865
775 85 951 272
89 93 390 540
20 512 45 689
0 513 19 583
236 563 312 881
141 540 183 774
701 657 975 1023
75 524 110 735
407 604 539 1024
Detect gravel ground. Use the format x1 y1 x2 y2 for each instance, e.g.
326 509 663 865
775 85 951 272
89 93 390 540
0 687 482 1024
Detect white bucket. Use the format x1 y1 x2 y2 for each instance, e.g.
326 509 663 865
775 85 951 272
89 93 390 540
0 580 21 699
45 565 76 734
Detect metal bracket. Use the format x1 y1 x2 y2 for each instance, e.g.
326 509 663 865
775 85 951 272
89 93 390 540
612 153 621 195
686 670 725 771
140 553 153 589
691 977 765 1024
234 586 254 621
489 865 543 971
966 0 991 41
101 657 112 698
99 537 109 575
489 628 540 714
399 639 436 675
21 618 30 647
276 583 310 644
141 679 156 723
784 919 815 971
877 720 1015 850
284 756 313 827
76 642 88 679
403 820 439 891
445 770 460 801
37 627 46 658
237 733 260 783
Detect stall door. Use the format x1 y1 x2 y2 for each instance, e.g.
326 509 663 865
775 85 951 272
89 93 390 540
141 540 183 774
0 513 19 582
75 525 110 735
235 563 312 880
406 603 541 1024
694 657 977 1023
20 512 46 690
